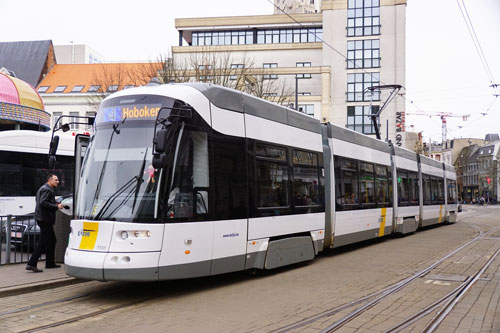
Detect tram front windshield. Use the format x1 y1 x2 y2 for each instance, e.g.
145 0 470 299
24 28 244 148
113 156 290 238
76 95 175 222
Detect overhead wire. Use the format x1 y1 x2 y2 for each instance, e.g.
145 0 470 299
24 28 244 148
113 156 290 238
456 0 499 95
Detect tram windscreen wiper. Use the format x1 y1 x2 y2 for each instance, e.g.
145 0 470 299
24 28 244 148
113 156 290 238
90 122 122 216
93 148 148 221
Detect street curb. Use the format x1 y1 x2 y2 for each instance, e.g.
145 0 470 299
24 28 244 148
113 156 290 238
0 277 85 298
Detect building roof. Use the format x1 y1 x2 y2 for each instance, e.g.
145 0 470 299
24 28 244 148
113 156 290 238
0 40 53 87
37 63 162 94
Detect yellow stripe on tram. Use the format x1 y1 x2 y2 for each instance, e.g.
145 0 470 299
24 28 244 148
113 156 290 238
438 205 443 223
79 222 99 250
378 207 387 237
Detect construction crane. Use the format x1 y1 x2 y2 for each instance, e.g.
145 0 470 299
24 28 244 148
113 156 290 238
405 112 470 143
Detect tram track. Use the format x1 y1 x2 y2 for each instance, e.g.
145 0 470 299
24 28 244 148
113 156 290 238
4 208 495 333
386 245 500 333
0 281 168 333
273 208 496 333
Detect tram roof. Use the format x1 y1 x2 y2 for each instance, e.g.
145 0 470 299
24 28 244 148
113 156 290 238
106 83 321 134
326 122 391 154
186 83 321 134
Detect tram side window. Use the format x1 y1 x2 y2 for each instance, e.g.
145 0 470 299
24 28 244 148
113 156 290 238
423 174 432 205
166 125 210 220
375 165 389 207
397 169 409 205
213 133 248 220
408 171 419 205
447 180 457 204
335 156 359 210
436 178 444 203
359 162 375 206
430 176 438 203
256 145 289 208
293 150 319 207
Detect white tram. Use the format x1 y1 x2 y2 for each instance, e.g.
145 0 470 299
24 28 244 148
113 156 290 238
63 83 458 281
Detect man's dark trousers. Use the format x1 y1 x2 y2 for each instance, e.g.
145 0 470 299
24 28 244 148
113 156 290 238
27 222 57 267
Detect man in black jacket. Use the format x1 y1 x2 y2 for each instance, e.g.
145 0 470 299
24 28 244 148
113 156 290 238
26 174 64 273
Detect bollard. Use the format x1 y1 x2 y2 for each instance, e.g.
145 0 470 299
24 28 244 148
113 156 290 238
6 215 11 264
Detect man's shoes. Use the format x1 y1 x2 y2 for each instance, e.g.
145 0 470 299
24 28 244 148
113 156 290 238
26 265 43 273
45 264 61 269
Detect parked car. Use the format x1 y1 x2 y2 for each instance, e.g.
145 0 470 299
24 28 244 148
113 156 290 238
3 195 72 250
9 215 40 250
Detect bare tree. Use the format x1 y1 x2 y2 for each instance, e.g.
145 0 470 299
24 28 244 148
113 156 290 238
87 63 161 112
156 50 294 106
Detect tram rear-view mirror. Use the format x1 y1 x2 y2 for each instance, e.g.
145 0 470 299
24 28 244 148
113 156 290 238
153 129 168 153
152 153 167 169
49 135 60 156
48 155 57 169
61 123 71 132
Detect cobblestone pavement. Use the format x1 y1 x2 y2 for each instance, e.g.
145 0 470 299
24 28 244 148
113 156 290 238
0 205 499 333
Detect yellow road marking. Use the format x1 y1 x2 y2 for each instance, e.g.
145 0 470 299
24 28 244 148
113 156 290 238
378 207 387 237
79 222 99 250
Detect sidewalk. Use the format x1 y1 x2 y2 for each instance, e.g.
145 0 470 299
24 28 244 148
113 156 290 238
0 263 79 297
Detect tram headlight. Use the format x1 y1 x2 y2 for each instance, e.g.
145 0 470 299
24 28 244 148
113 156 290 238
120 230 151 239
133 230 152 238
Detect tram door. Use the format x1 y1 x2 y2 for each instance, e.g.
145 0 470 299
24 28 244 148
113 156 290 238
73 134 89 214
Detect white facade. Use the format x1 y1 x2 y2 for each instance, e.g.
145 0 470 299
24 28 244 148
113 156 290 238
323 0 406 146
40 93 100 135
54 44 104 64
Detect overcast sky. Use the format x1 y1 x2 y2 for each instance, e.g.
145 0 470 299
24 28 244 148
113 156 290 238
1 0 498 143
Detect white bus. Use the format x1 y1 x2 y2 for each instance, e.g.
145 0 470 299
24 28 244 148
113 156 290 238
0 130 74 216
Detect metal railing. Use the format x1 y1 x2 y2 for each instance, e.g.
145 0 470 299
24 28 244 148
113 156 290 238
1 215 45 265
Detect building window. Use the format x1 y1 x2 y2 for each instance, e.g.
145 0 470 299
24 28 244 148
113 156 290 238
71 85 84 93
191 27 322 46
123 85 135 89
298 104 315 116
70 112 79 130
347 105 379 134
256 28 322 44
86 111 96 130
88 85 100 92
37 86 49 93
54 85 67 93
192 30 253 46
347 0 381 37
296 62 312 79
230 64 244 80
52 112 62 128
107 85 118 92
347 72 380 102
263 63 278 79
347 39 380 69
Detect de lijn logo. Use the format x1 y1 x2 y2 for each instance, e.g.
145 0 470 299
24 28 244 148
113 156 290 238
78 222 99 250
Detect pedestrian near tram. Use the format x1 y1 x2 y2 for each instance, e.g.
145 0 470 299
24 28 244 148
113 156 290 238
26 174 64 273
